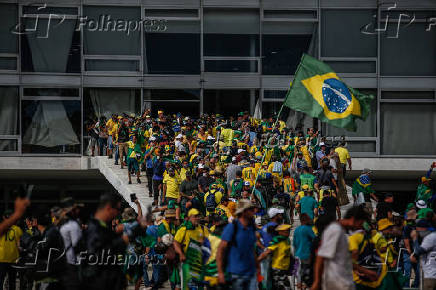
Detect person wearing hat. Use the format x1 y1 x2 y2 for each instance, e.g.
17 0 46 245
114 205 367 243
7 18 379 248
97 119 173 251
416 200 434 220
217 199 257 287
257 224 292 290
157 209 177 241
377 218 398 268
259 208 284 250
315 142 327 169
416 163 435 203
173 208 209 288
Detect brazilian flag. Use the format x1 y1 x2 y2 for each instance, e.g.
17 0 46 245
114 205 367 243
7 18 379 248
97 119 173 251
284 54 374 131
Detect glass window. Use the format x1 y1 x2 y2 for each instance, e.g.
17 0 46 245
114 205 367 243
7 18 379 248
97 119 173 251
0 58 17 70
382 91 435 100
381 103 436 155
144 101 200 117
346 141 376 153
0 140 18 152
204 9 259 57
0 4 18 54
0 87 19 136
204 90 251 117
83 88 141 129
86 60 140 72
23 88 79 97
325 61 376 73
321 10 377 57
21 15 80 73
145 19 200 74
144 89 200 101
263 90 287 99
22 100 81 154
205 60 258 73
381 22 436 76
324 89 377 137
262 22 317 75
83 6 141 56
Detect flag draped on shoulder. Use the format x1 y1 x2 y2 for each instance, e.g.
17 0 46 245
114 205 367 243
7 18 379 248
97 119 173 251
284 54 374 131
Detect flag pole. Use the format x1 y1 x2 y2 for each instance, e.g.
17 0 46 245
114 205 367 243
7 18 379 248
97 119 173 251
249 54 306 203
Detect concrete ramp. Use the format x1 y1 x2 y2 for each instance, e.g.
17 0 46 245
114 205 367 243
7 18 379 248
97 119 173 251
92 156 152 213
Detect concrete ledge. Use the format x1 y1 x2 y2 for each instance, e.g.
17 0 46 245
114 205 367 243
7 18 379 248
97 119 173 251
92 157 153 213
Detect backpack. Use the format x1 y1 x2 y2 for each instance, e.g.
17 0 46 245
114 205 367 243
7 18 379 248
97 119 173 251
205 190 218 211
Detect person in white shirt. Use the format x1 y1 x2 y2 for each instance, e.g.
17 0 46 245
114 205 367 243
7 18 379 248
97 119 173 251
311 205 369 290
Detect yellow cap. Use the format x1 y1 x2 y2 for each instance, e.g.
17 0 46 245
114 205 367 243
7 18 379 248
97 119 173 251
422 176 431 183
188 208 200 217
209 170 215 175
262 162 268 166
275 224 292 231
378 218 394 231
158 110 163 114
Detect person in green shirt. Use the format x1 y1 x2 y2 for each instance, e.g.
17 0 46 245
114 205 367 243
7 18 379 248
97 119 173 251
299 167 316 190
157 209 178 240
416 176 434 204
126 135 143 184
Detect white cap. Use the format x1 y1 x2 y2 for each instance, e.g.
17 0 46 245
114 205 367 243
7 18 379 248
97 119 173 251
207 135 215 140
198 164 204 169
319 142 326 146
237 149 246 154
232 156 237 162
149 136 156 141
268 207 284 219
244 181 251 186
176 134 183 139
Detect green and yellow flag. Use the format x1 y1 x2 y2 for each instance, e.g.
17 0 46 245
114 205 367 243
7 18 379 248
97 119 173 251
284 54 374 131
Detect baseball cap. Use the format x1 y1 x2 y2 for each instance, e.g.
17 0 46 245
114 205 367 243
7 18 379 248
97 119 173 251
276 224 291 231
268 207 284 219
237 149 245 154
232 156 237 162
244 181 251 186
188 208 200 217
378 218 394 231
198 164 204 169
319 142 326 146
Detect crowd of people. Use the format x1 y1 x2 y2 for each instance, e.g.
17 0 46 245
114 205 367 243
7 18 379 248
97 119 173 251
1 109 436 290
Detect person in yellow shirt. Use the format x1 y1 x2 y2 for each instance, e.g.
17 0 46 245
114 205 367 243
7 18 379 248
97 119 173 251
105 114 118 159
268 156 284 184
335 142 352 177
174 209 209 288
163 167 181 204
204 185 224 216
0 210 23 289
242 161 257 186
257 224 292 289
348 228 388 288
298 140 312 169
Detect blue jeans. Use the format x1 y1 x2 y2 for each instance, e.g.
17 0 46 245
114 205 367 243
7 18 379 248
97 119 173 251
402 251 419 288
231 273 257 290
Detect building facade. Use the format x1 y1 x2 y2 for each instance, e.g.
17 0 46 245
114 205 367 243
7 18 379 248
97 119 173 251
0 0 435 208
